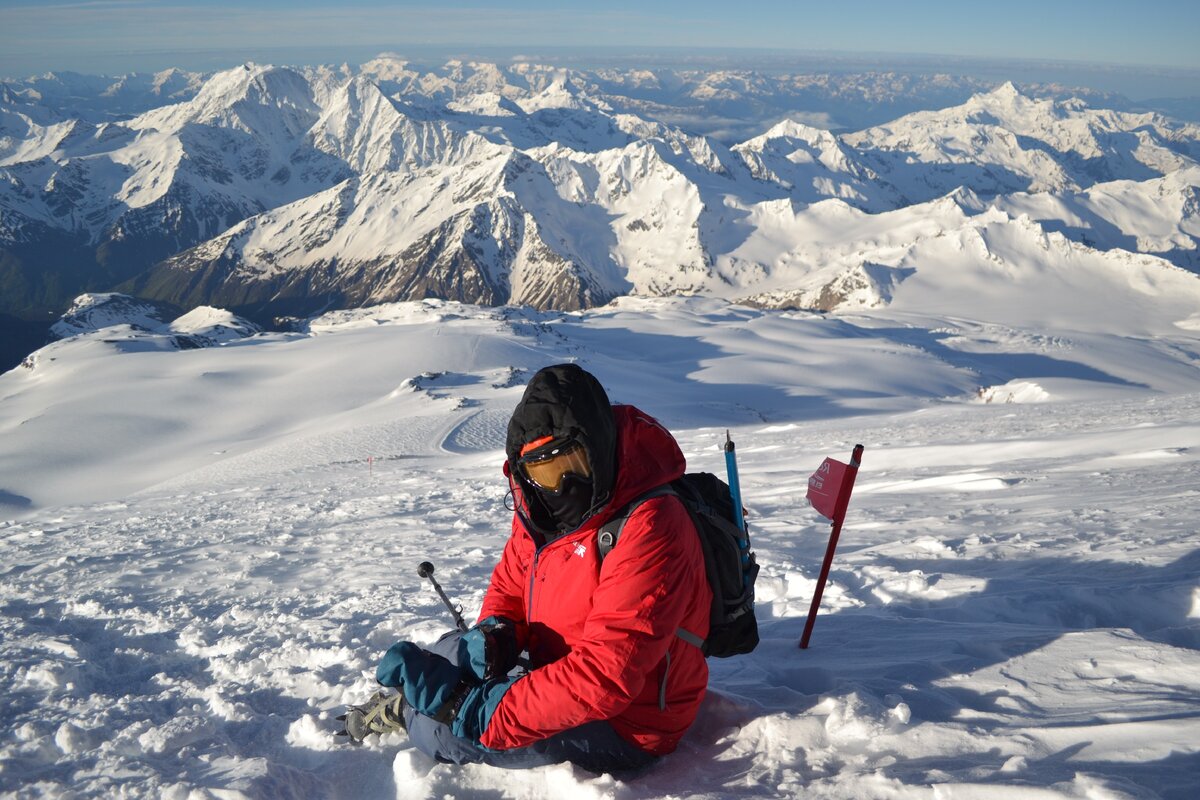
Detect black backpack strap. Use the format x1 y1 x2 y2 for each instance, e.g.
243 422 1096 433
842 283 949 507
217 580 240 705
595 483 705 653
596 485 676 560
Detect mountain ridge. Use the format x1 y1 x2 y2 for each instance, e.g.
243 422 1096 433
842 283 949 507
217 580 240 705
2 61 1199 328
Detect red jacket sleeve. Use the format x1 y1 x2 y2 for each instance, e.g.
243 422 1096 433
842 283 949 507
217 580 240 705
478 520 531 642
479 496 703 750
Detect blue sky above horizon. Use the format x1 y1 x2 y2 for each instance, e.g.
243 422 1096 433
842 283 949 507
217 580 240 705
2 0 1198 98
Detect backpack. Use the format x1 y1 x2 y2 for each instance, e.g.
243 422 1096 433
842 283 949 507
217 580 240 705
596 472 760 658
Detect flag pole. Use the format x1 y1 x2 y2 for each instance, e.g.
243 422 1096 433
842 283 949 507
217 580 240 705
800 444 864 649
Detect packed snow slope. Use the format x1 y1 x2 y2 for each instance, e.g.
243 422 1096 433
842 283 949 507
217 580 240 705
2 293 1200 799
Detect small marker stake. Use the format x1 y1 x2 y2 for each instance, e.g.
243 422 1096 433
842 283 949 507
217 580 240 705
800 444 864 649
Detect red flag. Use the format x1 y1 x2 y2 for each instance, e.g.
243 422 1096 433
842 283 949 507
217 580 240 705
801 444 864 649
807 457 848 520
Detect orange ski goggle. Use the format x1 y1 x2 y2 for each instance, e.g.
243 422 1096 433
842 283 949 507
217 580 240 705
518 440 592 492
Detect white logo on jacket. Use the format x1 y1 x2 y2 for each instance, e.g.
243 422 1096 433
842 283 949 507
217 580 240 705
574 543 588 558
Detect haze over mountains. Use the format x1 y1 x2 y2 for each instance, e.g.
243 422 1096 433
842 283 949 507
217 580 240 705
1 58 1198 363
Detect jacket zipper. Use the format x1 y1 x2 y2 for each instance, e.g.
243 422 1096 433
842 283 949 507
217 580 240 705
527 547 542 621
525 530 587 623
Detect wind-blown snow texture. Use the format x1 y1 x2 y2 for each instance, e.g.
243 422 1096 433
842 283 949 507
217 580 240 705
2 291 1200 798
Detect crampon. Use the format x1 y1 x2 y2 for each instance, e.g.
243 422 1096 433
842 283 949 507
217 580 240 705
334 690 407 744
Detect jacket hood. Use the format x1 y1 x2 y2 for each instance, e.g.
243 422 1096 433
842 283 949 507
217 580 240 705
605 405 687 512
506 364 618 534
505 364 687 539
506 407 685 541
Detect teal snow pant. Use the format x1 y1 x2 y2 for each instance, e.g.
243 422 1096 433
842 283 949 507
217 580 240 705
402 631 659 776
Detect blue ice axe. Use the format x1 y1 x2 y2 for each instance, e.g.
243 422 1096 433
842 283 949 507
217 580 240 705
725 431 747 534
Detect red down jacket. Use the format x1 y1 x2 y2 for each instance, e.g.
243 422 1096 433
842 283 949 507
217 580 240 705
477 404 712 755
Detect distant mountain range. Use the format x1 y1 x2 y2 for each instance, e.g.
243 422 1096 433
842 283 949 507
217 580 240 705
2 59 1198 345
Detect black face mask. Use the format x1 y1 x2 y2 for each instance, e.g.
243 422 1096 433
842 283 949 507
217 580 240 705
536 473 595 534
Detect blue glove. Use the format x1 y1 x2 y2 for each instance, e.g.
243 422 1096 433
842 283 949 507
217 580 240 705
458 616 520 681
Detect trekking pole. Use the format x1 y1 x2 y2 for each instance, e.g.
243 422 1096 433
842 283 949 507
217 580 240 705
725 431 747 534
800 444 864 649
418 561 469 633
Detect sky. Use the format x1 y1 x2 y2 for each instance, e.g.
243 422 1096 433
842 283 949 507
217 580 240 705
1 0 1198 99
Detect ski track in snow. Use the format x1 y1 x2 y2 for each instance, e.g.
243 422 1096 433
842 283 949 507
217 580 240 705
1 301 1199 798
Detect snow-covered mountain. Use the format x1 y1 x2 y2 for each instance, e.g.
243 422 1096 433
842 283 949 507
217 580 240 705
3 61 1200 328
49 292 181 339
0 64 352 322
845 82 1200 198
991 166 1200 271
39 292 259 358
127 149 633 314
0 68 206 122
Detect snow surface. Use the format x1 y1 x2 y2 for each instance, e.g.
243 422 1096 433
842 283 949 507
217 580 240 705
2 296 1199 798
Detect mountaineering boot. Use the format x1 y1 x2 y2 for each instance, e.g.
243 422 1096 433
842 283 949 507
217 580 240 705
335 690 408 744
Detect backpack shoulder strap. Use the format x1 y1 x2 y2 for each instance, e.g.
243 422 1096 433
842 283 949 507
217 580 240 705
596 484 676 561
595 482 705 657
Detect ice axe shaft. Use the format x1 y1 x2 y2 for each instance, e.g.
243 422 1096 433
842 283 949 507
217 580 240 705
724 431 747 535
418 561 469 632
